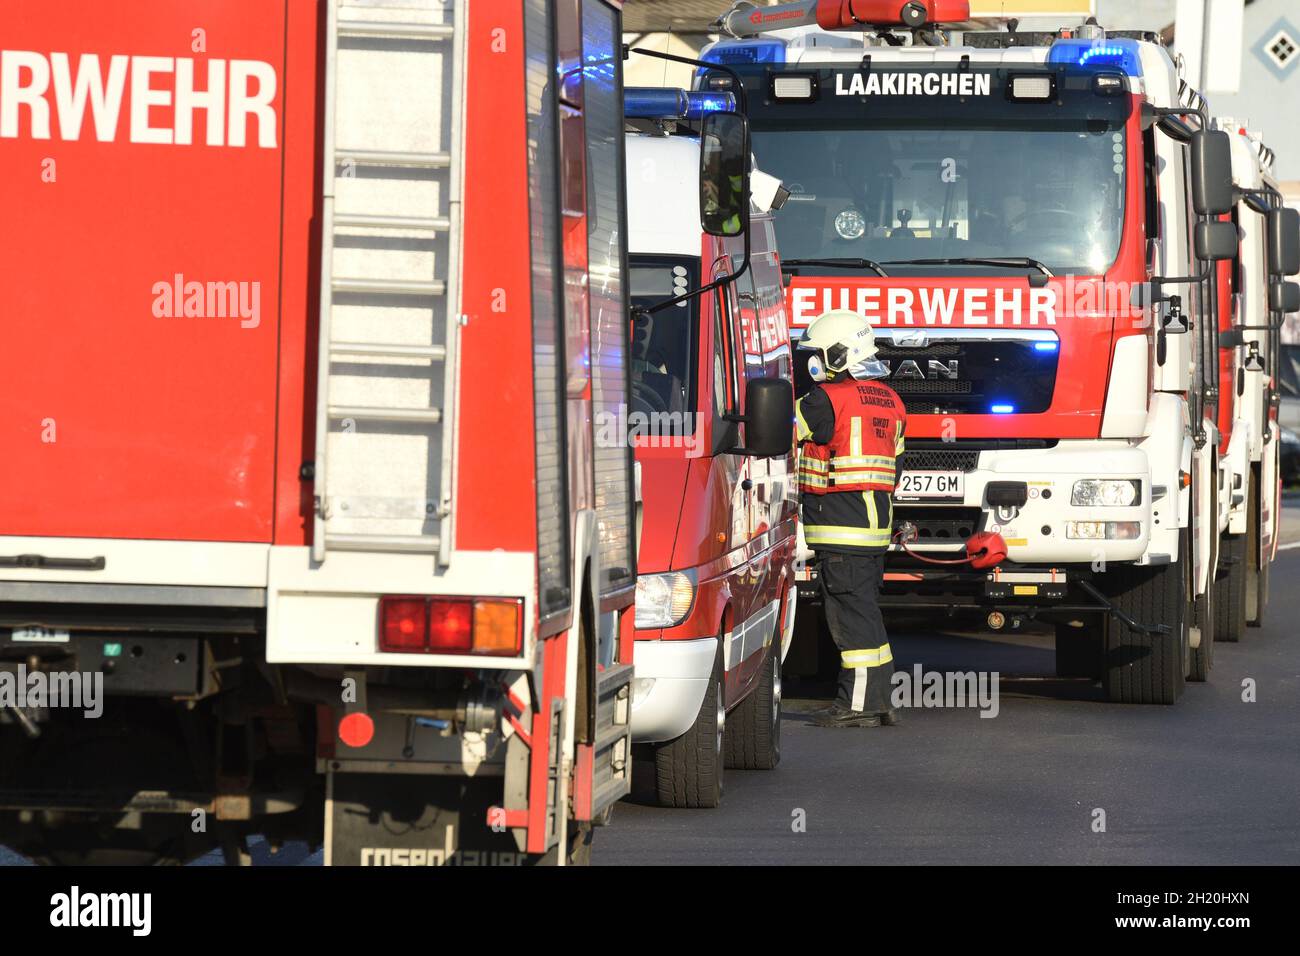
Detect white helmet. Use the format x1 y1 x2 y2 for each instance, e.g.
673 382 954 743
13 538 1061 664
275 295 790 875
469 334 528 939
797 310 887 382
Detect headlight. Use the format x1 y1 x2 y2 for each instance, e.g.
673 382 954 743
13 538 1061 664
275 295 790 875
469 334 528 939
634 571 695 629
1071 478 1140 507
834 208 865 240
1066 521 1141 540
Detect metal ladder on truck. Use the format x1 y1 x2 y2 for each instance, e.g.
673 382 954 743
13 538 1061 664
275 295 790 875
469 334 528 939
312 0 465 564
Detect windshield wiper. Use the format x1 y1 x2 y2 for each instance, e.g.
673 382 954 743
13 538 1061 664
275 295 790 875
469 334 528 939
781 257 889 277
881 256 1055 279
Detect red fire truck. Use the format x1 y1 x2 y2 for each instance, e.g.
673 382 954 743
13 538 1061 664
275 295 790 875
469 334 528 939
622 88 798 808
1211 118 1295 640
704 1 1300 703
0 0 640 865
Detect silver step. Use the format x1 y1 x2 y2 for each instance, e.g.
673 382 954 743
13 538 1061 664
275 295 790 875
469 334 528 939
331 277 446 296
333 212 451 231
328 405 443 424
335 148 450 168
329 342 447 360
337 20 454 41
324 533 440 554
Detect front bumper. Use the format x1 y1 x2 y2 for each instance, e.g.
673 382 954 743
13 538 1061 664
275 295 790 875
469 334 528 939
795 440 1158 584
629 636 717 744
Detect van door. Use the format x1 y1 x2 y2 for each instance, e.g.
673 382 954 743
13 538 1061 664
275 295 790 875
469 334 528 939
726 240 778 698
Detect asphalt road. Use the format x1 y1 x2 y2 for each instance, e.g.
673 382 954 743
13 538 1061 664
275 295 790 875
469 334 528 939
3 497 1298 867
596 499 1300 866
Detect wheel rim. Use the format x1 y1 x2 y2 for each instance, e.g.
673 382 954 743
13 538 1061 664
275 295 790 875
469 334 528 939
771 649 782 759
772 653 782 725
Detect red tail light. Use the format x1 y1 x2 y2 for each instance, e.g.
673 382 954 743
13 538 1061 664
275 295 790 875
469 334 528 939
379 596 523 656
427 599 473 652
381 598 427 651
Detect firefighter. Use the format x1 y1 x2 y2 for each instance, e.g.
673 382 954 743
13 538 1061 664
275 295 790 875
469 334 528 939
795 310 906 728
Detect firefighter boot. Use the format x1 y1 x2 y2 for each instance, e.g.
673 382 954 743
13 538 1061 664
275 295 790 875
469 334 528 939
811 703 883 728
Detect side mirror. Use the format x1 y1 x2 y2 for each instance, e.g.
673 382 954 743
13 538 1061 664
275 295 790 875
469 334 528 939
699 111 750 238
1269 280 1300 313
733 377 793 458
1190 129 1234 216
1267 207 1300 277
1194 219 1237 262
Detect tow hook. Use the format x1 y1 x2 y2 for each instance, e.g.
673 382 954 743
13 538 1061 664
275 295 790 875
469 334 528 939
1076 580 1170 636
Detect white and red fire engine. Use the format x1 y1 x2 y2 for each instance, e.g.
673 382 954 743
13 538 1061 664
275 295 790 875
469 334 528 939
703 1 1300 703
0 0 638 865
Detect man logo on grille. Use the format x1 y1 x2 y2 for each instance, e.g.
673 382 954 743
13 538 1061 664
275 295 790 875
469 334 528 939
883 359 959 380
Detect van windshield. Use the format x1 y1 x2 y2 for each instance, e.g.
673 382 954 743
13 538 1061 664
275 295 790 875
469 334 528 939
629 256 699 418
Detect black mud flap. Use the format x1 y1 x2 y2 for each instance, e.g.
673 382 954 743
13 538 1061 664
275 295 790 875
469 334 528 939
325 773 526 867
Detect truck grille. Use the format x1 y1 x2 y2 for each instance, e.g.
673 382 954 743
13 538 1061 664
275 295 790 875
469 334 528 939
891 379 972 394
897 449 980 473
893 507 983 542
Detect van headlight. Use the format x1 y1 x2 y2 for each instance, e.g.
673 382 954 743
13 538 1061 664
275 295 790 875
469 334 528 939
1071 478 1140 507
635 571 696 629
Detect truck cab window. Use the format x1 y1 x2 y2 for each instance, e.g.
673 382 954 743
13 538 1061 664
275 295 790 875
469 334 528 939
629 258 698 420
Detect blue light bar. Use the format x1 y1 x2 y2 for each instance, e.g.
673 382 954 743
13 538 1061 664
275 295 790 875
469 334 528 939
624 87 735 120
990 404 1016 414
685 91 737 118
1033 341 1059 352
1047 38 1143 77
624 87 687 119
701 39 786 65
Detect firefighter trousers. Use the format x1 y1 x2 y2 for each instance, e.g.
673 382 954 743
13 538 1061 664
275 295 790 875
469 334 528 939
818 550 894 713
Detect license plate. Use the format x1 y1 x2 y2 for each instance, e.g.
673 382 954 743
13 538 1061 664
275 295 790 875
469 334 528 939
896 471 964 499
9 627 70 644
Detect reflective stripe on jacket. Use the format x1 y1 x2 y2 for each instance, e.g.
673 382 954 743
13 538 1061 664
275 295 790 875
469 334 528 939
796 379 906 495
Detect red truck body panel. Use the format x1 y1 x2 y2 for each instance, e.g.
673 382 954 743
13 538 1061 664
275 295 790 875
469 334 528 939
0 0 317 544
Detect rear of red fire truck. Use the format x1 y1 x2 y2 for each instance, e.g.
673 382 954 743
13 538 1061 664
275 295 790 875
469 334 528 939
704 1 1300 703
0 0 636 865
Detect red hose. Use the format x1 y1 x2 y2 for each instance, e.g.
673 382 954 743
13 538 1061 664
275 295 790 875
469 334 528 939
892 527 1008 569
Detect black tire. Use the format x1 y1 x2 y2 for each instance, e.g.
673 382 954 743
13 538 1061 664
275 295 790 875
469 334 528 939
24 825 186 866
1188 477 1217 682
1188 561 1214 682
724 634 782 770
566 821 593 866
1054 620 1104 680
1246 471 1270 628
1101 530 1188 704
1214 531 1247 642
653 644 724 808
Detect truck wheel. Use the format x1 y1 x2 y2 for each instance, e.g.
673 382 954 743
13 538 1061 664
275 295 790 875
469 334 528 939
24 826 187 866
724 634 782 770
1214 532 1247 642
1188 478 1217 682
1101 531 1188 705
652 644 724 808
1246 473 1270 628
1054 620 1104 680
1187 564 1214 682
566 821 594 866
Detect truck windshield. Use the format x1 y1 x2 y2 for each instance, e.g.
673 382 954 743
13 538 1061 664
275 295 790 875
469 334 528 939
753 122 1125 276
629 256 699 419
